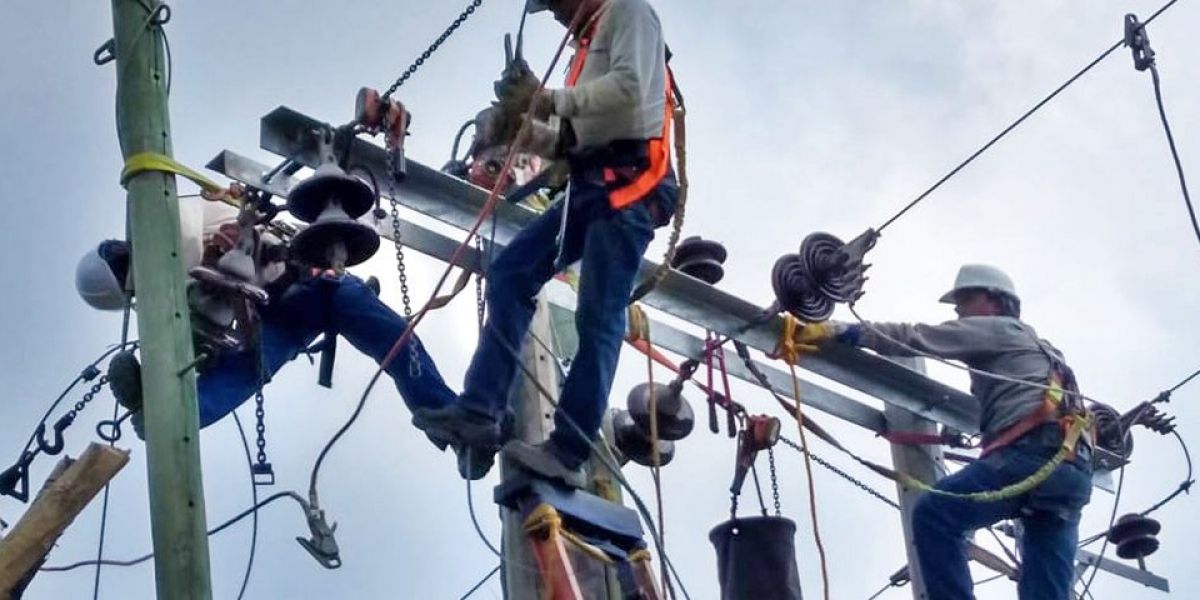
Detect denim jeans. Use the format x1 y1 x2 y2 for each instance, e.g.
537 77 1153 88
912 431 1093 600
196 273 456 427
459 169 677 467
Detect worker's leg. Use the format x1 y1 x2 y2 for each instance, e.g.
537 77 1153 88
911 458 1023 600
196 278 327 427
458 198 581 418
1016 448 1092 600
331 274 456 412
547 183 671 468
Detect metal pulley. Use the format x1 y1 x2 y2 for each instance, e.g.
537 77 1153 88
627 381 695 441
612 409 676 467
771 229 878 322
1108 514 1161 563
287 162 380 269
671 236 728 285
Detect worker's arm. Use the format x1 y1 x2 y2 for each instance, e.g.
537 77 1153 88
853 318 1001 361
552 0 661 118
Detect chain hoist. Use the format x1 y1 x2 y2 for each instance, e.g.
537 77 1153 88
386 179 422 378
380 0 486 101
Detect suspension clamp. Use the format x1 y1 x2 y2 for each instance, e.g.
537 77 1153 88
1124 14 1156 72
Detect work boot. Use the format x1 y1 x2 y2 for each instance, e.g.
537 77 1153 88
500 439 587 489
412 404 503 449
454 443 498 481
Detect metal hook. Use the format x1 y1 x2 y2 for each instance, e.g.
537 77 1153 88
96 411 134 443
35 414 75 456
93 39 116 66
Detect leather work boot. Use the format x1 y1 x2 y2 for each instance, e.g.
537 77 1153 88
454 443 498 481
500 439 586 489
412 404 503 449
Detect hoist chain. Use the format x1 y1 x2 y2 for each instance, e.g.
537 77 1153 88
779 436 900 510
70 376 110 422
387 184 422 379
474 235 486 331
381 0 486 101
768 447 782 517
254 388 269 468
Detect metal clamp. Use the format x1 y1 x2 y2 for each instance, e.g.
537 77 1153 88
1124 14 1156 72
296 498 342 569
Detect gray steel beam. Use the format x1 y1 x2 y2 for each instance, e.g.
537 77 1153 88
252 106 980 433
1076 549 1170 593
209 150 888 434
208 150 888 434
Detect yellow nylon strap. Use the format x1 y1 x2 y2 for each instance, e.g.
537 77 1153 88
522 503 615 565
899 414 1090 502
121 152 223 193
626 304 650 343
628 548 652 563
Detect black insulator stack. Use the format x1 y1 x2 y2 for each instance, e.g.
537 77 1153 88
771 230 877 322
671 236 728 285
1108 514 1162 562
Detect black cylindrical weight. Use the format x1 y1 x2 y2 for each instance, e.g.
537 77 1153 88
709 516 803 600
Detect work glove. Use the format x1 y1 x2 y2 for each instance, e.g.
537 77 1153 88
796 321 861 349
493 58 539 108
529 89 556 120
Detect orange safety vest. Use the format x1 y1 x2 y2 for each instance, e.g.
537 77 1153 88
564 25 675 210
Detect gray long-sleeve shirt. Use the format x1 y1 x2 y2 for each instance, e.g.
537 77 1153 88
858 316 1070 444
551 0 668 151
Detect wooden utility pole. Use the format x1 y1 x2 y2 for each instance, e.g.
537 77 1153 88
110 1 213 597
0 444 130 598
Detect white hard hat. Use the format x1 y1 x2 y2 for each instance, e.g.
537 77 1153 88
938 264 1018 304
76 241 130 311
526 0 551 13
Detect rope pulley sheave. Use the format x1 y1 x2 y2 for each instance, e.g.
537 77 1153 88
771 229 878 322
671 236 727 285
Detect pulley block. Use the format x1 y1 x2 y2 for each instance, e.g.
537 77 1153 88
771 229 877 322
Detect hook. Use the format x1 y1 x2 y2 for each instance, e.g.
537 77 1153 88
35 414 75 456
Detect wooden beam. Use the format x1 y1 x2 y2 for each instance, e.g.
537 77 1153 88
0 443 131 598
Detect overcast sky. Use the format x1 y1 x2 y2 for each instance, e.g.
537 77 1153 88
2 1 1198 599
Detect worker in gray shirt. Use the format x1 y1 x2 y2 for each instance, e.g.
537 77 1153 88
804 264 1093 600
414 0 680 486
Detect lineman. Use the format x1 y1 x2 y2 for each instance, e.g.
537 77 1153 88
802 264 1093 600
414 0 679 484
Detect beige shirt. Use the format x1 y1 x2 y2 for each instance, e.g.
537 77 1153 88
551 0 668 151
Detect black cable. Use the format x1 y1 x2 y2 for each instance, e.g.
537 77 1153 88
459 564 501 599
40 492 305 573
1140 429 1193 517
1146 64 1198 251
232 411 260 600
875 0 1183 233
465 477 502 558
1166 367 1200 395
1077 462 1124 597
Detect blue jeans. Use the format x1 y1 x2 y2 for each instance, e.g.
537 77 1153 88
196 273 456 427
459 169 677 467
912 433 1093 600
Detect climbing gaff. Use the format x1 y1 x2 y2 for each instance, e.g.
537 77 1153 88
709 516 803 600
286 153 380 270
771 229 878 322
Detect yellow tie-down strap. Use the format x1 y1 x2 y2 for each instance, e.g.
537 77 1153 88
522 503 616 565
898 413 1091 503
121 152 223 191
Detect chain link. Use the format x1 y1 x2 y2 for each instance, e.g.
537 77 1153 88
778 436 900 511
67 376 110 421
381 0 486 101
254 388 268 467
386 182 422 378
768 447 782 516
474 235 486 331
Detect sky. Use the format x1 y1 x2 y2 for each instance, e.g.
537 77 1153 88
1 1 1198 598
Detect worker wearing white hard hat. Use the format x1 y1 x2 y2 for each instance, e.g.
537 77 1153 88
795 264 1092 599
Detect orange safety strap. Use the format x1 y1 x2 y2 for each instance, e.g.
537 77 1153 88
563 17 675 210
979 371 1069 458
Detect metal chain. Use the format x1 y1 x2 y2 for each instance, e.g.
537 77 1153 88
386 181 422 378
254 388 268 467
768 447 782 516
779 436 900 511
68 376 110 421
474 235 486 331
380 0 486 101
